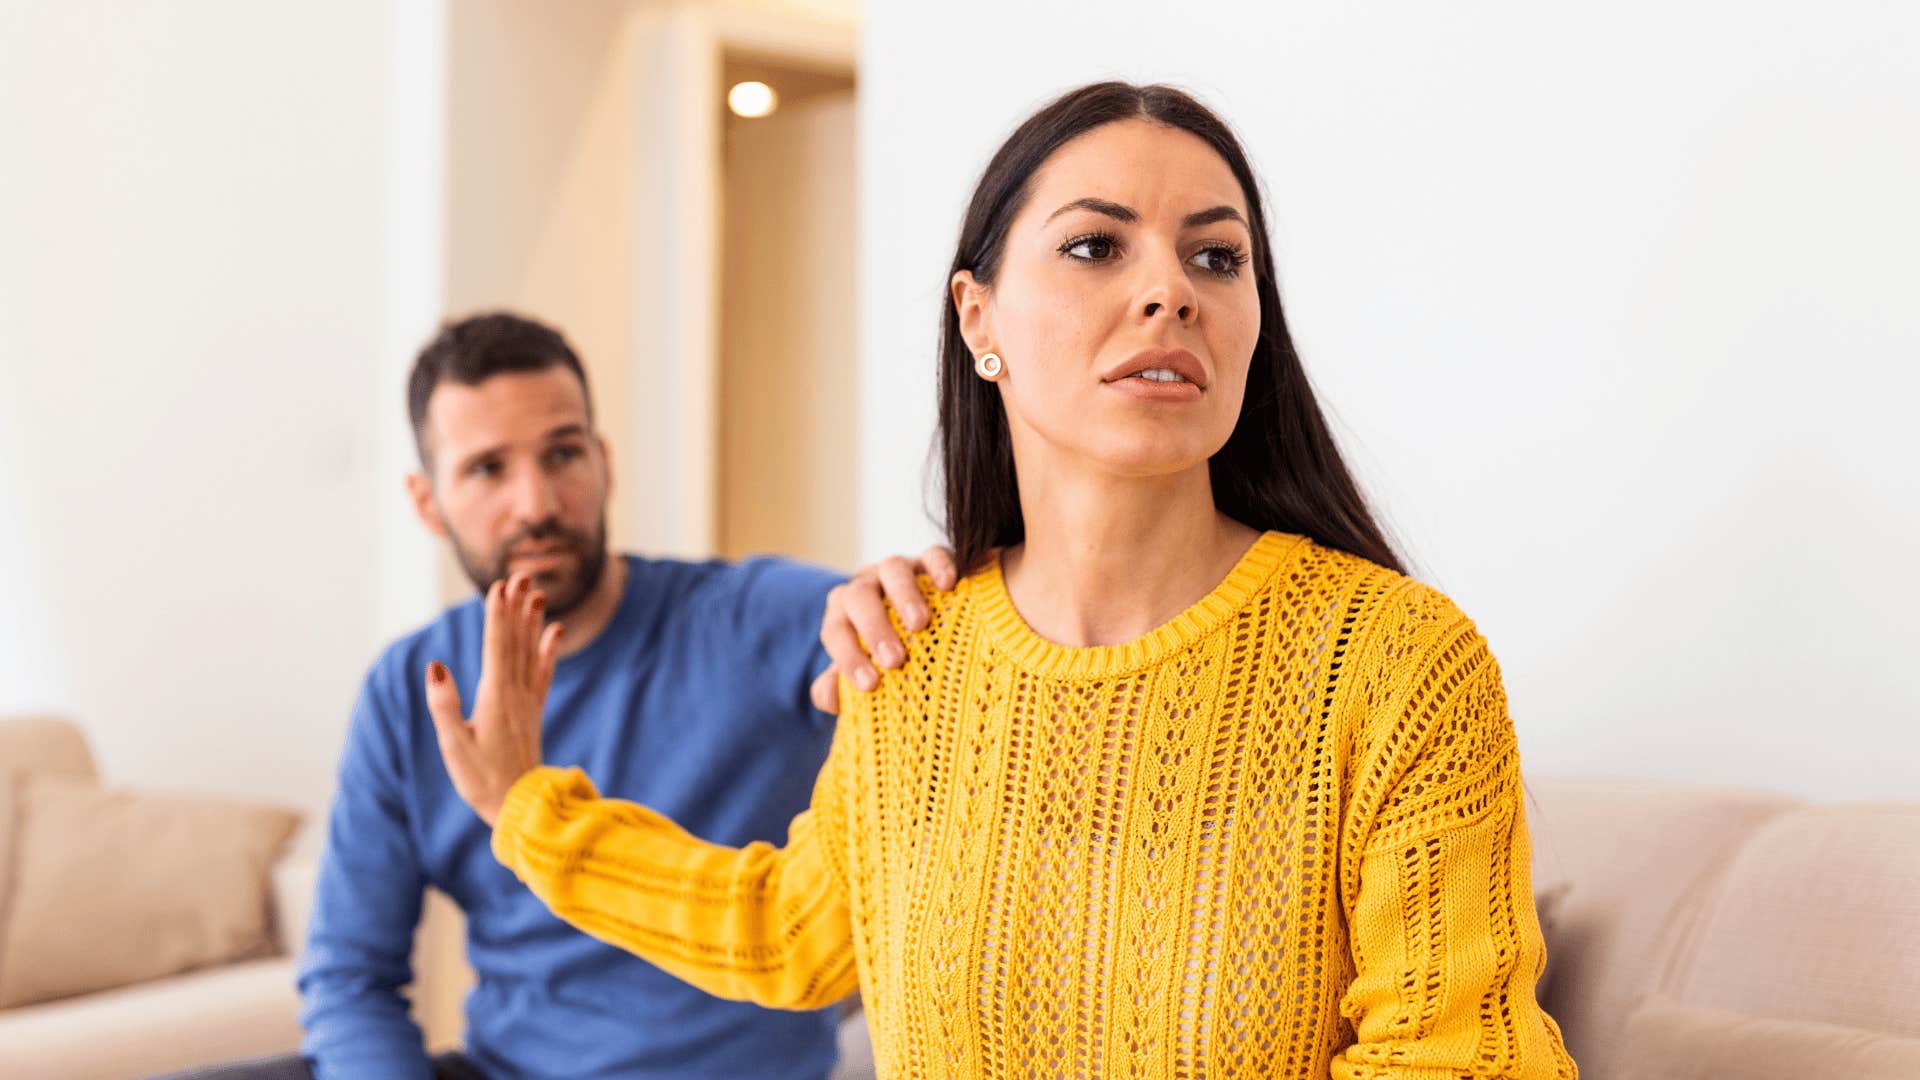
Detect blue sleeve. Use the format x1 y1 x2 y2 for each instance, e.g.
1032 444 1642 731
727 557 844 731
297 652 435 1080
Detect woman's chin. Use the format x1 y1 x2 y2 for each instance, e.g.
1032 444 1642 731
1087 439 1224 482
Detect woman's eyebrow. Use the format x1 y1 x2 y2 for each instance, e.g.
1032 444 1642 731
1041 198 1247 231
1183 205 1248 229
1044 197 1138 225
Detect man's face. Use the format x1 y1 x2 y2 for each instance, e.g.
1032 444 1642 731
408 368 611 618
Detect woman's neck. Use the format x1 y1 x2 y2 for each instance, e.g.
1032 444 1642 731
1000 459 1260 649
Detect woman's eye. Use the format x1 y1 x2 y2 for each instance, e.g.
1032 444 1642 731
1062 235 1117 261
1190 246 1241 276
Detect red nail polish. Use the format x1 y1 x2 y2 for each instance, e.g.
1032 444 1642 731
429 662 446 683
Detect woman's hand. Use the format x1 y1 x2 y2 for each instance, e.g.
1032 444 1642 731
426 572 565 827
810 544 960 714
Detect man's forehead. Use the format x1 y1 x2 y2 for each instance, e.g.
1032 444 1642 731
425 369 590 455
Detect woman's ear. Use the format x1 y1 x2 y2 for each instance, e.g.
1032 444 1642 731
950 269 995 356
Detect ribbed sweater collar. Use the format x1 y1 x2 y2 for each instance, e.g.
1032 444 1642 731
971 530 1307 680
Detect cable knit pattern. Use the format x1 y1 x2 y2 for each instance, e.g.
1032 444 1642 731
493 532 1577 1078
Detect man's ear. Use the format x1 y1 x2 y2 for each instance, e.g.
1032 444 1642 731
405 471 449 540
950 269 996 358
597 433 614 497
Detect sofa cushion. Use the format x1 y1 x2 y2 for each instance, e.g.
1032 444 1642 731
0 776 301 1007
1619 996 1920 1079
0 715 99 784
0 715 103 976
0 957 301 1079
1668 802 1920 1037
1532 878 1571 998
1523 776 1797 1080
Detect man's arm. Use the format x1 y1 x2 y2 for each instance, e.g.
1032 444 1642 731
297 658 436 1080
725 556 853 731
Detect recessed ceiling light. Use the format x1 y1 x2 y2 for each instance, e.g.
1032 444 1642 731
728 81 778 119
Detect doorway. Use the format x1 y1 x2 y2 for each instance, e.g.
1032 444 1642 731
716 54 858 568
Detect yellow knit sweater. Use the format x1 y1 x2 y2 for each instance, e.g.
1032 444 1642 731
494 532 1577 1078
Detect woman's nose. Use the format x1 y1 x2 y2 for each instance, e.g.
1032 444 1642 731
1139 251 1198 323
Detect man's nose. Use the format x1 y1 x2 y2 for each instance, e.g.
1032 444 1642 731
509 462 561 522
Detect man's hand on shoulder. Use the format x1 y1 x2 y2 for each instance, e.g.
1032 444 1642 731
811 545 960 715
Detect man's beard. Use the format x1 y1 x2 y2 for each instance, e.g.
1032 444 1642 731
448 516 609 621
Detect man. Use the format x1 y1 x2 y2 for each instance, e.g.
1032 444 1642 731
181 312 950 1079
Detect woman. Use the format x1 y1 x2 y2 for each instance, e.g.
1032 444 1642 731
428 82 1577 1078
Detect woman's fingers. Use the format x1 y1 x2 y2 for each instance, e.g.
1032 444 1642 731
537 621 565 689
504 573 529 685
424 660 471 755
427 629 547 827
524 587 546 686
486 572 544 688
480 579 506 687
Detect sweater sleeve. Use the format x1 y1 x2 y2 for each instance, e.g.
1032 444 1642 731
1333 598 1577 1079
489 714 861 1011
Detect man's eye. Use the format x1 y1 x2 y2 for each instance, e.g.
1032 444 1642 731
469 461 502 478
548 446 583 465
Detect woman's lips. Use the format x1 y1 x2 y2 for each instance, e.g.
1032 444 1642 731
1101 347 1209 388
1103 373 1204 402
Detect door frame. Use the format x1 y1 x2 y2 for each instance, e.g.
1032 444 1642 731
622 2 857 558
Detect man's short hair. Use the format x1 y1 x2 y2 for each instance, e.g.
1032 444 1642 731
408 312 594 465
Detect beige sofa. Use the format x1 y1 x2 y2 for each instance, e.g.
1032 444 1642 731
0 716 308 1079
1526 775 1920 1078
8 711 1914 1078
0 716 819 1079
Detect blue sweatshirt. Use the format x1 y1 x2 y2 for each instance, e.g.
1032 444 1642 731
299 555 843 1080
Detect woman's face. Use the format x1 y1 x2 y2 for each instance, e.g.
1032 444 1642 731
955 118 1262 480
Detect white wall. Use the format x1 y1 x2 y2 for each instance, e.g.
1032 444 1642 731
444 0 643 578
859 2 1920 800
0 1 441 817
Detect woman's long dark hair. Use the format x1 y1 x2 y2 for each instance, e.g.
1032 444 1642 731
938 81 1406 576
